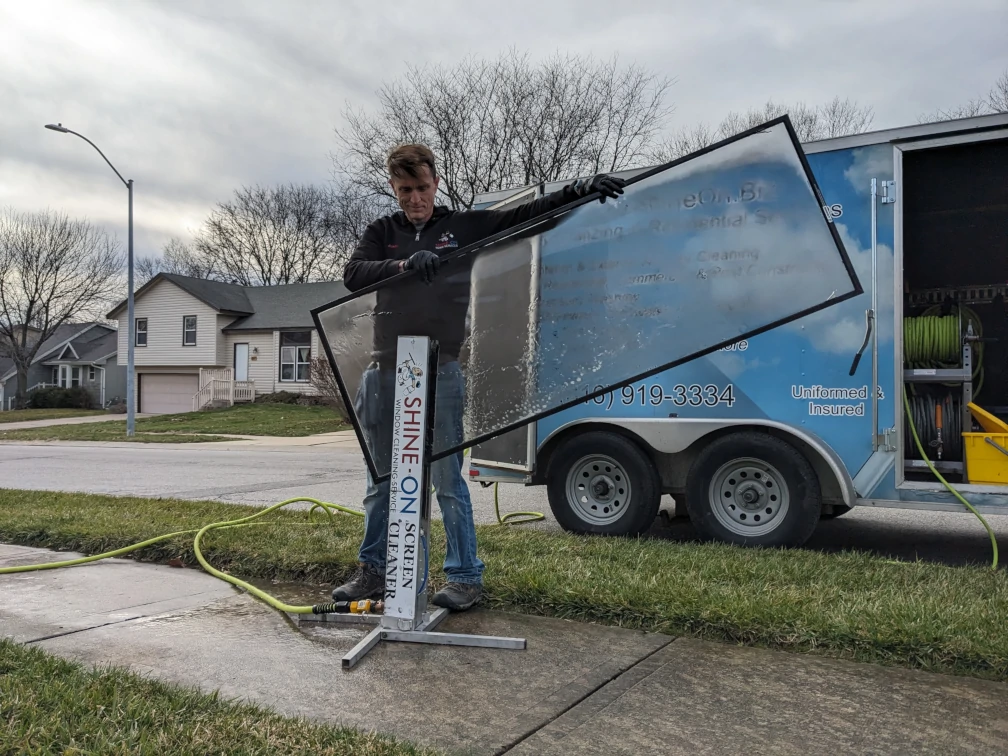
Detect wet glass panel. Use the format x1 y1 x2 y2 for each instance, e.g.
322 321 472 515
315 120 861 481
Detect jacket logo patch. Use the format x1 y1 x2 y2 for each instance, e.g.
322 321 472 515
388 243 398 249
434 231 458 250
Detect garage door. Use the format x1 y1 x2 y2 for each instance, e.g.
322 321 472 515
140 373 199 414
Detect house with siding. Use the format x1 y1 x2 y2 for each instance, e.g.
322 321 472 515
0 322 126 410
104 273 348 414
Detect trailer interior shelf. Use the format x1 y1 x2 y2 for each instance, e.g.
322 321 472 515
904 459 965 474
903 369 973 383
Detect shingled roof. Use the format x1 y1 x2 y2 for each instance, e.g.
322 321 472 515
106 273 348 331
223 280 349 331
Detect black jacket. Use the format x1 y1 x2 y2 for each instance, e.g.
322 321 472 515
343 184 582 363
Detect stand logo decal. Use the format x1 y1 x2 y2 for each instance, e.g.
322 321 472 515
396 355 424 394
385 336 430 624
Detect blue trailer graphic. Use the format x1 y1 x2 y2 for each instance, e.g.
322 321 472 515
469 112 1008 548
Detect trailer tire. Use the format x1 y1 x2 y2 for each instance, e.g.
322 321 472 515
545 431 661 537
685 432 821 548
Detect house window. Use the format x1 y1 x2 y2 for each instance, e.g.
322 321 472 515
51 367 58 385
88 366 95 381
57 365 80 388
183 315 197 346
135 318 148 347
279 331 311 382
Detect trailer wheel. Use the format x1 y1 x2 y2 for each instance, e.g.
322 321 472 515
546 431 662 536
685 432 821 548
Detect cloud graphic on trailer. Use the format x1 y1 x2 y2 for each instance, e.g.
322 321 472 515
843 145 894 195
707 351 782 379
781 221 894 354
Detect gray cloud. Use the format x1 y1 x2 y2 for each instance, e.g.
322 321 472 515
1 0 1005 272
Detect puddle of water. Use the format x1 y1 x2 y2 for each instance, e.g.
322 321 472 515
232 578 335 606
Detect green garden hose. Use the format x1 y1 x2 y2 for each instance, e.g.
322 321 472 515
0 497 362 615
902 387 999 570
493 481 545 524
0 481 543 612
461 447 545 525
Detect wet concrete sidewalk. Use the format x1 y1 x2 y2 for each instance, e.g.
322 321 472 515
2 543 1007 755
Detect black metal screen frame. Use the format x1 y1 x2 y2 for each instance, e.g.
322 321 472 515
312 115 864 483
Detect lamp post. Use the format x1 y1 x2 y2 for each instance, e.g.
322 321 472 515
45 123 135 436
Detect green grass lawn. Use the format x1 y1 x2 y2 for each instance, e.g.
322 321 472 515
1 489 1006 681
0 403 348 443
0 407 106 423
0 638 437 756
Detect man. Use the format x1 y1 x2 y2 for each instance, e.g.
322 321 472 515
333 143 626 611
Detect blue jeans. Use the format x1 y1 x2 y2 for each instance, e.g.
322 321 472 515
354 360 485 585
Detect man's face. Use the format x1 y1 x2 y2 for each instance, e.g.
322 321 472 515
389 165 439 225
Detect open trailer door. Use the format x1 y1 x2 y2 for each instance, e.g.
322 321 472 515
313 116 863 484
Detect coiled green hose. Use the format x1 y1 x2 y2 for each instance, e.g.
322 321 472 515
904 305 984 398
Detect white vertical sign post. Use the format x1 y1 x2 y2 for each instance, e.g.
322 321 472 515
382 335 433 630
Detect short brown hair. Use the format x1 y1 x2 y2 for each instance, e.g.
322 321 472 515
387 143 438 181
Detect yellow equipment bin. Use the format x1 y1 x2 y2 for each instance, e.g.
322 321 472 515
964 403 1008 485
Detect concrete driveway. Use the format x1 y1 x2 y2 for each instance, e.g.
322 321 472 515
0 439 1004 567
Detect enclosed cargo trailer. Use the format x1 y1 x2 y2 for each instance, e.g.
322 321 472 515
468 112 1008 547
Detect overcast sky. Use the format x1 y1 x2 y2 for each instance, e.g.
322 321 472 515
1 0 1005 265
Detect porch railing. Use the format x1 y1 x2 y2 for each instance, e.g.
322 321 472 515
193 368 255 410
234 381 255 403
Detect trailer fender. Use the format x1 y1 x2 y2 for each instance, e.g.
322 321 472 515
538 418 856 507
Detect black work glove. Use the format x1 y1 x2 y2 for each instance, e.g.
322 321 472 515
573 174 626 203
404 249 440 284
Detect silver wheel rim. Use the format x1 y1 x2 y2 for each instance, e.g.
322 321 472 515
566 454 631 526
708 457 790 536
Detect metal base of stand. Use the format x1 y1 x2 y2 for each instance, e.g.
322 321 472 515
328 607 526 669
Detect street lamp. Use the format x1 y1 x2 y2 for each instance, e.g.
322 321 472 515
45 123 135 437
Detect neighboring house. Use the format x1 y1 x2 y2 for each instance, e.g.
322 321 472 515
105 273 349 415
0 323 126 410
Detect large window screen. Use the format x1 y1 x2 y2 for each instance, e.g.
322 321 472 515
314 118 862 482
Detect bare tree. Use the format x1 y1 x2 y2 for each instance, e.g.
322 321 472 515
333 49 674 210
989 69 1008 113
189 183 355 287
918 68 1008 123
136 237 217 287
917 98 991 124
329 181 396 269
816 96 877 138
650 97 875 162
133 181 389 288
308 355 348 419
0 208 122 406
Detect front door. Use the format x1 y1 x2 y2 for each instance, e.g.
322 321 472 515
234 343 249 381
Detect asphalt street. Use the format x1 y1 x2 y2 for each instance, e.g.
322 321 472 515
1 440 1005 568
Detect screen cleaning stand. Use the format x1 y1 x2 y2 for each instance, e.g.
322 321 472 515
298 335 526 669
